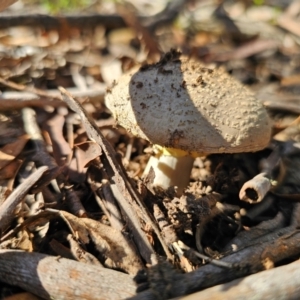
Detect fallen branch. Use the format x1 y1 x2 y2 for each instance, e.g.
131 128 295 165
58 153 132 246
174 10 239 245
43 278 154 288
0 13 126 30
0 250 137 300
0 87 105 110
173 259 300 300
129 225 300 299
0 1 185 32
0 77 61 101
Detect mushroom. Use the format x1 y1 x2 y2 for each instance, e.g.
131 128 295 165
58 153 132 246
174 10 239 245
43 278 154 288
105 51 272 194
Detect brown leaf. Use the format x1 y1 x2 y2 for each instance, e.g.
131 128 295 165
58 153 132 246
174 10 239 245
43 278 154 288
0 0 17 12
3 292 41 300
0 158 22 180
277 14 300 37
43 113 72 166
74 141 102 171
281 74 300 87
66 142 102 183
60 210 144 275
0 134 29 170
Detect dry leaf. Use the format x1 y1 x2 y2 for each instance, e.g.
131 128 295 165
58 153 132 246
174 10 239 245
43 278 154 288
0 134 29 170
3 292 41 300
0 0 17 12
60 210 144 275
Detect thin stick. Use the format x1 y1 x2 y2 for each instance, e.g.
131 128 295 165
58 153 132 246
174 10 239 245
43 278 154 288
178 241 234 269
0 166 48 232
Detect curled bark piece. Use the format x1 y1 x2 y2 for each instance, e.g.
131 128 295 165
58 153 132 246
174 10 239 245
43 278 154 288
0 250 136 300
239 172 272 203
173 259 300 300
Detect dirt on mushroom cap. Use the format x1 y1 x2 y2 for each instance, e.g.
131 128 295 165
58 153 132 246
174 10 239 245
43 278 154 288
105 53 272 154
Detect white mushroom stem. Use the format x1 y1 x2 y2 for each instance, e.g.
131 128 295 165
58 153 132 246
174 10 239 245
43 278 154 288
143 147 195 194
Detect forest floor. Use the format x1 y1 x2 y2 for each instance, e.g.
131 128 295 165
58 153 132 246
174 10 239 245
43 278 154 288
0 0 300 299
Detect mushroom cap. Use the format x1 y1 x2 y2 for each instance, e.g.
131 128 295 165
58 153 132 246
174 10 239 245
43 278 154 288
105 54 271 154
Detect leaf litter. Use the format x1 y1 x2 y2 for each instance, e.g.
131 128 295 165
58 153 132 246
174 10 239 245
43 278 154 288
0 0 300 299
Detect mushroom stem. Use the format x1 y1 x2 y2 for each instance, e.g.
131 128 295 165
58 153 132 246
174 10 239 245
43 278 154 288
143 148 195 194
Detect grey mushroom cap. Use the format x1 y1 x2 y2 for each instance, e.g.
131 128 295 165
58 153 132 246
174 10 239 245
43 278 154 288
105 55 272 154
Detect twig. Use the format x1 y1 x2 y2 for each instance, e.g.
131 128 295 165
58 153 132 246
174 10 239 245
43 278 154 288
0 13 126 30
177 241 233 269
0 3 185 32
22 108 58 170
0 86 105 106
59 87 161 263
0 97 64 110
240 195 275 225
153 203 177 245
0 166 48 232
0 77 62 101
64 186 87 217
222 210 285 253
0 82 106 111
0 250 136 300
129 225 300 299
101 181 126 231
263 100 300 114
172 259 300 300
239 147 281 203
